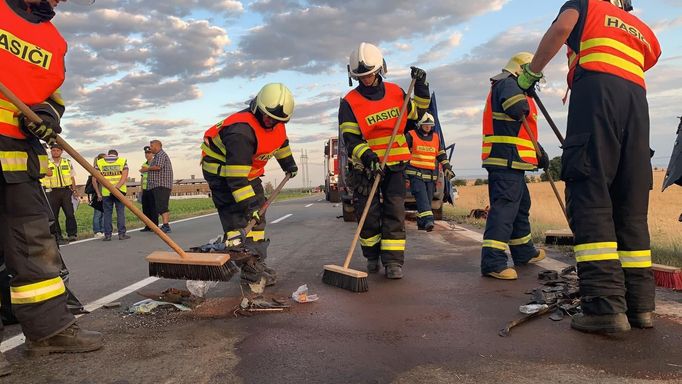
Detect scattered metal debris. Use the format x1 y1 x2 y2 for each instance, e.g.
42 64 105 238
232 295 291 317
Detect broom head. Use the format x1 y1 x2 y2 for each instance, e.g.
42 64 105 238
147 251 238 281
652 264 682 291
322 264 368 292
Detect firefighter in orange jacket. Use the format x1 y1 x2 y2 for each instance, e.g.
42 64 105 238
405 112 454 231
0 0 102 375
518 0 661 333
339 42 430 279
480 52 548 281
201 83 297 286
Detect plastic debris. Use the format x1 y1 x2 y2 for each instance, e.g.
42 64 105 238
103 302 121 309
128 298 191 314
292 284 319 303
519 304 548 314
186 280 218 298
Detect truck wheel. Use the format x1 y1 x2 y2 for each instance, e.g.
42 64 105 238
433 207 443 220
329 189 340 203
342 201 355 222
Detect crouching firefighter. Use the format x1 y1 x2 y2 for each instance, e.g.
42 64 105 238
339 42 430 279
480 52 548 281
406 112 455 231
201 83 298 286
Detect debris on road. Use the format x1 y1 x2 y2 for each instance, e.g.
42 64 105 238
292 284 319 303
519 304 548 314
186 280 218 298
128 298 191 315
232 295 291 317
103 302 121 309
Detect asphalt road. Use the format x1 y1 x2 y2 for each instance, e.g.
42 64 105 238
2 194 681 383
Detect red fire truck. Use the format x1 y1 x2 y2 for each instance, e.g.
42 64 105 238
323 137 341 202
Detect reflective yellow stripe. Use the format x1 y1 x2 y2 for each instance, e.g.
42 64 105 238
483 239 507 250
405 169 420 176
366 135 407 147
224 165 251 177
0 108 19 126
502 94 526 111
410 160 435 168
483 135 533 149
247 230 265 241
10 276 65 305
352 143 370 162
518 150 537 158
417 211 433 218
574 242 619 263
226 230 241 239
374 146 410 158
492 112 516 122
619 250 652 268
407 102 418 120
38 155 48 175
482 158 508 167
511 161 536 170
202 161 220 175
340 122 361 135
360 233 381 247
440 159 449 165
212 135 227 155
568 51 578 67
579 53 644 80
482 146 492 154
413 95 430 109
274 145 292 160
381 239 406 251
0 151 28 171
201 142 226 162
509 234 532 246
0 98 19 111
412 154 436 160
232 185 256 202
580 38 644 66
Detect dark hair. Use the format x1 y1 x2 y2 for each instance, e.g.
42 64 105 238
108 149 118 156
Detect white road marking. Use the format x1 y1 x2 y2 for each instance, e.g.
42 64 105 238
305 203 313 207
62 212 219 247
317 199 324 202
271 214 292 224
0 276 160 353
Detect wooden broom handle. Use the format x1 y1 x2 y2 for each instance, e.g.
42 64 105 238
342 78 417 269
0 81 188 258
234 174 291 239
531 92 565 146
520 115 569 225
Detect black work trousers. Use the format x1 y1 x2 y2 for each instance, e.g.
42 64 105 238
0 177 75 341
480 168 538 274
141 189 158 227
353 167 406 266
47 187 78 239
563 72 654 315
204 172 268 259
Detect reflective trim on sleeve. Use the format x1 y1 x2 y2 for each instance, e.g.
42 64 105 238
10 276 66 305
492 112 516 122
417 211 433 218
0 151 28 172
352 143 370 162
413 95 430 109
201 161 220 175
38 154 49 175
274 145 293 160
380 239 406 251
502 94 526 111
574 242 619 263
359 233 381 247
340 122 361 135
483 239 507 250
246 230 265 241
509 233 532 246
223 165 251 177
201 142 226 162
618 250 652 268
232 185 256 202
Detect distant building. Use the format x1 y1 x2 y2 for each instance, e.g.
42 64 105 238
75 174 210 202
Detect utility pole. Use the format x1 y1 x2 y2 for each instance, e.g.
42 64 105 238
305 149 311 191
300 149 309 191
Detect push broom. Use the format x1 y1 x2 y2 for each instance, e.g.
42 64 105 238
0 82 233 281
533 91 682 290
322 77 416 292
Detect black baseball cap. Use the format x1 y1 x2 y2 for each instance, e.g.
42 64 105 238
144 146 152 152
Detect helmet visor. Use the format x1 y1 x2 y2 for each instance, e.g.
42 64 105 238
264 105 289 121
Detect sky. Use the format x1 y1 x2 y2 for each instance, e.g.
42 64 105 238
50 0 682 187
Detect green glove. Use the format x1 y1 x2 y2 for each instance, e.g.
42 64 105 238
517 64 543 92
250 209 262 224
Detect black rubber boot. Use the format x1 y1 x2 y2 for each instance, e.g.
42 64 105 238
385 264 403 279
570 313 631 334
25 323 103 356
367 259 380 274
0 352 11 377
424 222 435 232
627 311 654 329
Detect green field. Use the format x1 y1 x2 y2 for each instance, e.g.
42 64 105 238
57 190 312 239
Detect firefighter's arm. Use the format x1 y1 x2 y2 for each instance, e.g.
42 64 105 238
436 141 451 169
339 99 378 168
221 125 259 209
274 138 297 176
405 131 413 149
20 90 65 142
499 78 530 121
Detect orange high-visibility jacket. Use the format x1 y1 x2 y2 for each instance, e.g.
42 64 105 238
407 130 439 170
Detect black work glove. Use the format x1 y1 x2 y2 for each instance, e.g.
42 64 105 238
538 145 550 170
285 165 298 179
19 115 60 144
361 150 384 178
443 164 455 181
410 66 426 82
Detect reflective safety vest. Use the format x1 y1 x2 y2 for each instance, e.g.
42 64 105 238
407 130 439 170
344 82 411 165
140 161 149 190
481 91 539 171
42 158 73 188
202 111 288 180
96 157 127 197
0 1 67 139
566 0 660 89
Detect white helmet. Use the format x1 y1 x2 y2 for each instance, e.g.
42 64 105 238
348 42 387 79
606 0 633 11
503 52 534 77
251 83 295 122
418 112 435 127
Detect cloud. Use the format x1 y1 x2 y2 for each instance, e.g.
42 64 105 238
414 32 464 64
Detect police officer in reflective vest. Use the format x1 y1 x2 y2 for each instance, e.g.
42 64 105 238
405 112 455 231
339 42 430 279
480 52 548 281
0 0 102 375
93 150 130 241
42 143 78 244
518 0 661 333
201 83 298 286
